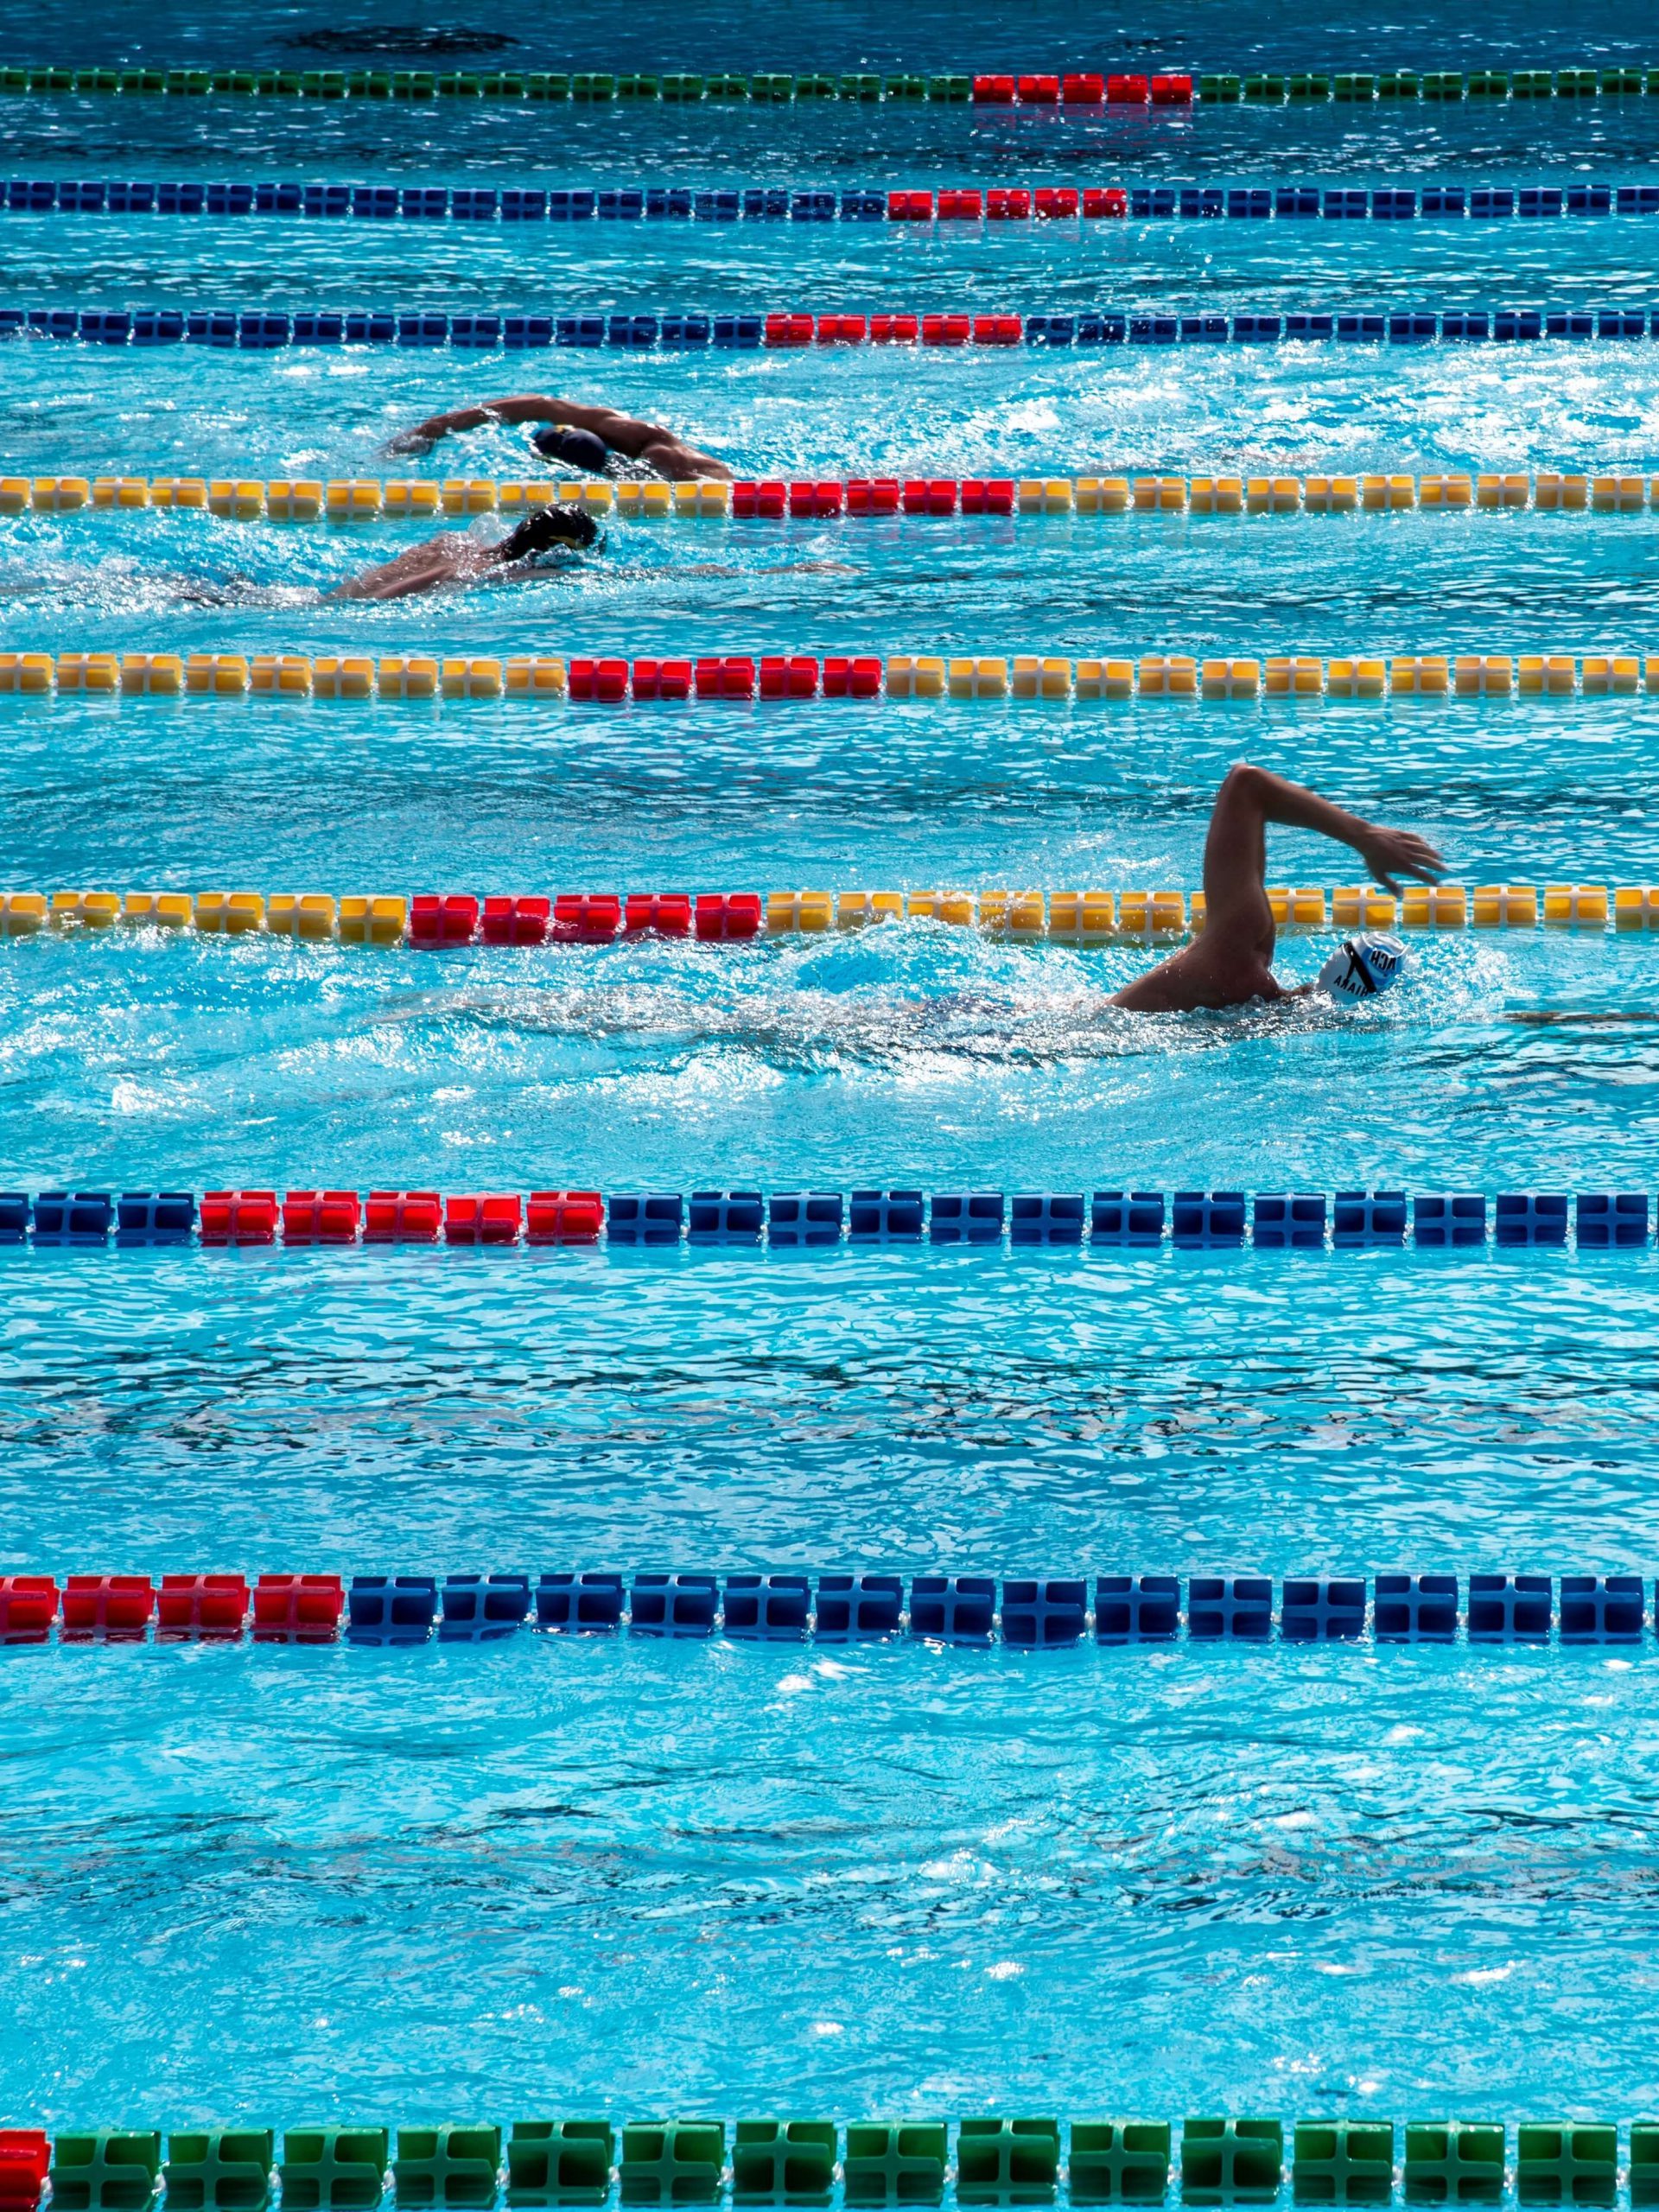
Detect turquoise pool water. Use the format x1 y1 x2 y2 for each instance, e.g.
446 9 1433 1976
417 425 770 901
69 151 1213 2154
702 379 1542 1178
5 0 1659 2151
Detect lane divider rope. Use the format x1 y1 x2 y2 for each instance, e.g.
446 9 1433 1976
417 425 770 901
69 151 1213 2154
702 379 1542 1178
0 1190 1649 1252
1 2119 1656 2212
2 2117 1650 2212
7 60 1658 102
3 884 1654 941
7 650 1659 704
10 305 1659 349
0 64 1195 103
12 175 1659 225
11 471 1659 521
13 176 1138 223
0 1570 1649 1645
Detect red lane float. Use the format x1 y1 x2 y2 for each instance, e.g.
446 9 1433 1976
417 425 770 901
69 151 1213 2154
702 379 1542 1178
445 1194 523 1245
694 656 756 698
882 186 1122 221
410 893 479 945
252 1573 344 1639
364 1190 442 1240
552 894 621 943
481 894 551 945
283 1190 362 1243
200 1190 278 1244
0 1577 345 1644
0 2132 49 2207
788 481 844 516
971 71 1189 105
961 479 1018 513
62 1574 155 1639
760 655 820 698
0 1578 59 1643
157 1573 249 1637
624 893 693 937
824 655 883 697
969 70 1190 104
695 893 763 940
527 1190 603 1243
629 658 693 699
569 657 629 702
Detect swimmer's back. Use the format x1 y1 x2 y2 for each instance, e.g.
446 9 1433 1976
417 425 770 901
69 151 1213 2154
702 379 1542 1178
329 533 482 601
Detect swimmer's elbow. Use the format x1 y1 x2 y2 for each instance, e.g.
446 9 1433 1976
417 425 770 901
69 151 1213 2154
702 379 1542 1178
1217 760 1266 801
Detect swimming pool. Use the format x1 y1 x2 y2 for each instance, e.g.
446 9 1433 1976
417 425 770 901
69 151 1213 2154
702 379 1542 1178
5 0 1659 2176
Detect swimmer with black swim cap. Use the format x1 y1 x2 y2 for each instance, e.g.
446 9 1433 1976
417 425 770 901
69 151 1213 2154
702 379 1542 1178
330 502 600 600
1111 762 1443 1013
388 392 733 480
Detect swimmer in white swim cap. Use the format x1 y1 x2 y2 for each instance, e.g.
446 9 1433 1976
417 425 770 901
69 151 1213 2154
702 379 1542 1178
1111 763 1443 1014
1318 931 1406 1003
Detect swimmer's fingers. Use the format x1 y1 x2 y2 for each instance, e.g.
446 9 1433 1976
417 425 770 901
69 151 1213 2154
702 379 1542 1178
1358 829 1446 893
386 430 436 456
1395 830 1447 878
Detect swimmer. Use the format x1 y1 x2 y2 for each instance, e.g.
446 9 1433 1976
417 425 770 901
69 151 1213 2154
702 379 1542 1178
387 393 734 480
1111 762 1445 1013
328 503 600 601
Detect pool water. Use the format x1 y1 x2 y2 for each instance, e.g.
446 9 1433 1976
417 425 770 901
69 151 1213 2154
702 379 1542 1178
4 0 1659 2150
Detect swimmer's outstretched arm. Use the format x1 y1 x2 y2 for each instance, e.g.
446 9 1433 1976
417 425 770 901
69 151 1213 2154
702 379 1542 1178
390 394 587 448
1204 764 1446 908
388 393 734 479
1113 761 1445 1014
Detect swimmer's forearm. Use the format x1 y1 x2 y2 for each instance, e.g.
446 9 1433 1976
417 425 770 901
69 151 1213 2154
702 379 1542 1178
404 396 578 442
1244 767 1375 850
1234 764 1445 889
642 438 734 480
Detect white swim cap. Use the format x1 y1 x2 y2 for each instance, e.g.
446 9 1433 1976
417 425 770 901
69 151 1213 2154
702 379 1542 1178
1318 931 1405 1004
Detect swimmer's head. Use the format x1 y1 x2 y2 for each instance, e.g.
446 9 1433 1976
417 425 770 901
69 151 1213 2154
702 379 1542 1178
1319 931 1404 1005
494 505 601 564
531 423 611 474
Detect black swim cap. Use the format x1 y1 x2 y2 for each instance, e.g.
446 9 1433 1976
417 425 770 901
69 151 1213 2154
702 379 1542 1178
531 423 611 474
497 505 601 563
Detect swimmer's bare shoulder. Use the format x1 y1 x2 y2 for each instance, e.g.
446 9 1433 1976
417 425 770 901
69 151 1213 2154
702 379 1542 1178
328 532 482 601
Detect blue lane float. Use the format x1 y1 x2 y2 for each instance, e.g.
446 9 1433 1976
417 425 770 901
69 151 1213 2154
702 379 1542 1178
7 1570 1659 1647
272 1567 1659 1652
2 1187 1656 1253
10 305 1659 350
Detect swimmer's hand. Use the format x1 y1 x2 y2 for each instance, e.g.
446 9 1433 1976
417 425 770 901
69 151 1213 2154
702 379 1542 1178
1354 826 1446 895
387 402 520 456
